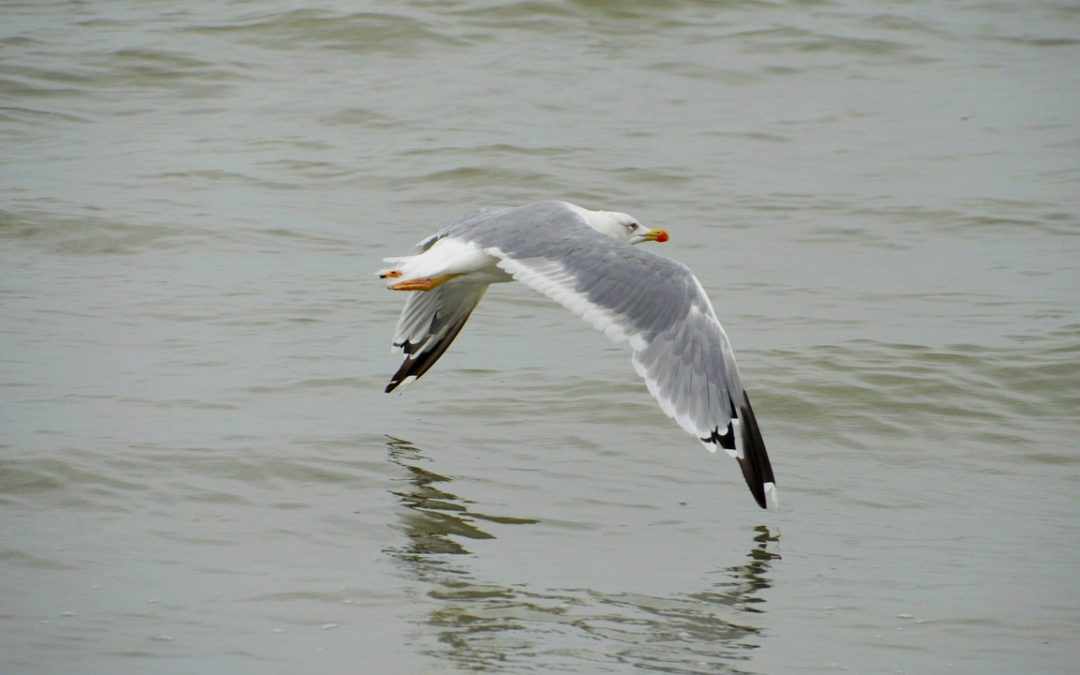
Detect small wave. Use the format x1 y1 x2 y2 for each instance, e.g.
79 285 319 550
757 333 1080 468
0 206 193 255
183 9 462 54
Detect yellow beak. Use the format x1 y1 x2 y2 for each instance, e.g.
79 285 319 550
642 228 669 243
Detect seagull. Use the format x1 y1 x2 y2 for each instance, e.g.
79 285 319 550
378 201 778 509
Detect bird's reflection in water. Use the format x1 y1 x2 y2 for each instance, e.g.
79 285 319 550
386 436 780 673
386 436 538 558
581 525 780 672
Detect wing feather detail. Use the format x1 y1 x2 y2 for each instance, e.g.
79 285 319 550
385 283 488 393
489 248 777 509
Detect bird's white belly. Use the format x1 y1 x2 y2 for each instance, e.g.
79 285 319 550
407 236 511 284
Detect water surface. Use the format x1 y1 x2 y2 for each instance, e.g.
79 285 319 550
2 1 1079 673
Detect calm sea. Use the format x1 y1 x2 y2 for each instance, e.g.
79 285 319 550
2 1 1078 673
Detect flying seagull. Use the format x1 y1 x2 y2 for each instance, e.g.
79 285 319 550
378 201 778 509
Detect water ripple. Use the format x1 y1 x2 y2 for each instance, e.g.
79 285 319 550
184 9 463 54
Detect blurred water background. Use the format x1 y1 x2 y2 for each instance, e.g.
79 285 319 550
2 1 1078 673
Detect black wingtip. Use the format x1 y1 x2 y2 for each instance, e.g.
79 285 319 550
383 307 478 395
385 353 421 394
736 392 776 509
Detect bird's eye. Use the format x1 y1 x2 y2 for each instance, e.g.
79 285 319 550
625 221 638 232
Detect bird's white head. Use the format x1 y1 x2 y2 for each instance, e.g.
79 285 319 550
581 209 670 245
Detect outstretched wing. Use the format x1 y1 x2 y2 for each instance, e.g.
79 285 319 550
484 232 777 509
385 283 488 393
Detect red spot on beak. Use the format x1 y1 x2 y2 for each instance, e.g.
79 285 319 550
656 230 669 243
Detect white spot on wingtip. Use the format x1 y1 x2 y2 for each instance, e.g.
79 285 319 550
764 482 779 510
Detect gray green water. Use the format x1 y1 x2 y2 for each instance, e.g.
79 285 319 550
2 1 1079 673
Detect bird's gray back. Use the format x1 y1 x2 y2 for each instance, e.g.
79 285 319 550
449 201 702 340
